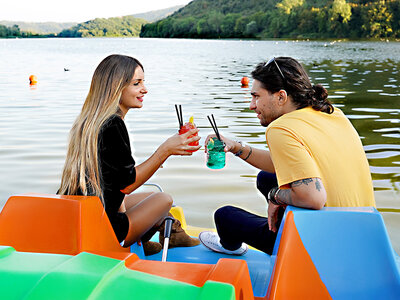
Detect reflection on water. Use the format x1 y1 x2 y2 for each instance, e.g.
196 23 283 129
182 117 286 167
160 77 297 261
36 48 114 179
0 38 399 252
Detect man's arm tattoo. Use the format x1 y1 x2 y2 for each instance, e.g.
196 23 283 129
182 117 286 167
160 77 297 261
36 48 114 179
275 178 322 206
315 178 322 192
291 178 313 187
292 178 322 192
275 189 293 206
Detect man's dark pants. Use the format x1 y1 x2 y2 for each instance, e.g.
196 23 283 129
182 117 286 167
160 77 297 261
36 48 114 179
214 171 284 255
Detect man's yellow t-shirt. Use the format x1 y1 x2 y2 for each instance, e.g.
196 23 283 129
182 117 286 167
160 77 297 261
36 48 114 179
266 107 375 207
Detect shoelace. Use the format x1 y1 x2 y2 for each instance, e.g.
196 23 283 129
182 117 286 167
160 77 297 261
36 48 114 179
201 233 222 247
204 235 220 247
203 234 246 254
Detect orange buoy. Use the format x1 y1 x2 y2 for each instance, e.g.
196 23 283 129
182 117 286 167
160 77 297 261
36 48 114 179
241 76 249 87
29 75 37 85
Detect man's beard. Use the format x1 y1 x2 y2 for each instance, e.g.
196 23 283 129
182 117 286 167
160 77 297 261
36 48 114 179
259 113 280 127
259 115 271 127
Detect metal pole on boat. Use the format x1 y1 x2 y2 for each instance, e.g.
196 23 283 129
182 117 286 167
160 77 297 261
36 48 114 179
161 216 175 262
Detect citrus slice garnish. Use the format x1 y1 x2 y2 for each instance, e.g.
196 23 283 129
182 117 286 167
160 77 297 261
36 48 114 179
207 138 215 150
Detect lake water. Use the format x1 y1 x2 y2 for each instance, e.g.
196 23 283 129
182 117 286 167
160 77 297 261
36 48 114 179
0 38 399 252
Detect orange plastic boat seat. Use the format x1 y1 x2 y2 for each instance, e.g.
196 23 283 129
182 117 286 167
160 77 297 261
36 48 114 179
266 211 331 300
126 258 253 300
0 194 132 260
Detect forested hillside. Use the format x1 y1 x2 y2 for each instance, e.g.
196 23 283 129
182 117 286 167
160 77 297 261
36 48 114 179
59 16 147 37
0 24 45 38
0 24 23 38
0 5 182 38
0 21 76 34
140 0 400 39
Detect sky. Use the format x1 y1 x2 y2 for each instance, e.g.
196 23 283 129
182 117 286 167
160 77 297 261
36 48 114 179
0 0 192 23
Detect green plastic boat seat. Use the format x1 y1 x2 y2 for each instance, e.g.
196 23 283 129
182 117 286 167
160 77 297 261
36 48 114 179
0 246 235 300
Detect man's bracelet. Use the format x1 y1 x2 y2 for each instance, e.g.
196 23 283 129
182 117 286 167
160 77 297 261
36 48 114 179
243 146 252 161
234 141 244 156
267 187 281 205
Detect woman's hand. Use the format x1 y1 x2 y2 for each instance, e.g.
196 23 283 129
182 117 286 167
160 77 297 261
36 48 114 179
162 128 201 156
121 129 200 195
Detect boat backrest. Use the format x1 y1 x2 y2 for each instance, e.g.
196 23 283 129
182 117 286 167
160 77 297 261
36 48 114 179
0 194 131 259
267 207 400 299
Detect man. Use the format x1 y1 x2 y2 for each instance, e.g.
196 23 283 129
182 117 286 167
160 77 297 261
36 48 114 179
199 57 375 255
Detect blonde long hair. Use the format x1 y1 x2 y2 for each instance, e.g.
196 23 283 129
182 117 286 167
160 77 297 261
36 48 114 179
59 54 143 204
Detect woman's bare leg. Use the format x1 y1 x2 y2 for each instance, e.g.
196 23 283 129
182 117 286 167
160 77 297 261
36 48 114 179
123 192 173 247
121 192 154 212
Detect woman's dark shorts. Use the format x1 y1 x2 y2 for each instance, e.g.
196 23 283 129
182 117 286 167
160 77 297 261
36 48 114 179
109 212 129 243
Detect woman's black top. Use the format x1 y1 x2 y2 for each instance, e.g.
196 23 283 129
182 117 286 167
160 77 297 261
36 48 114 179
97 114 136 242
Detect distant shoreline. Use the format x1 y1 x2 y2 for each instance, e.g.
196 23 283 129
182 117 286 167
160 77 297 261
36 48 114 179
2 36 400 42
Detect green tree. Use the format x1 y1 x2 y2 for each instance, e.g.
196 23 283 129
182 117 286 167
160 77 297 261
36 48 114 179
276 0 304 14
0 25 7 37
9 24 21 37
234 16 250 37
245 21 258 37
197 18 212 37
329 0 352 23
172 17 197 37
208 11 224 36
346 4 364 38
251 11 269 32
327 0 352 37
158 18 174 37
389 0 400 37
220 13 240 37
296 8 321 38
362 0 393 38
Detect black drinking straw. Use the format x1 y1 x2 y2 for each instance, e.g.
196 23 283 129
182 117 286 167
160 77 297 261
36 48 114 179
175 104 183 128
207 114 221 140
179 105 183 126
211 114 221 140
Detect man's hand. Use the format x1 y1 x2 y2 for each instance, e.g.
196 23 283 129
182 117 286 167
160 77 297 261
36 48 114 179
268 202 281 233
204 133 237 154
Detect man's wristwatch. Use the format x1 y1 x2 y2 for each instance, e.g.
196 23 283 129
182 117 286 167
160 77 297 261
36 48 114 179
234 141 244 156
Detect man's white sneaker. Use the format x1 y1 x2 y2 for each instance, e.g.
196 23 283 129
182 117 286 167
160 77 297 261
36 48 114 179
199 231 248 256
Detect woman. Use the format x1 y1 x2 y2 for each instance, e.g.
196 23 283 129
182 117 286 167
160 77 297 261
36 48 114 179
58 54 200 255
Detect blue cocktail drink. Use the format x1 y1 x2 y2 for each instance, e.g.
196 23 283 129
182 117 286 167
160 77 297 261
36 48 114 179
206 137 225 169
